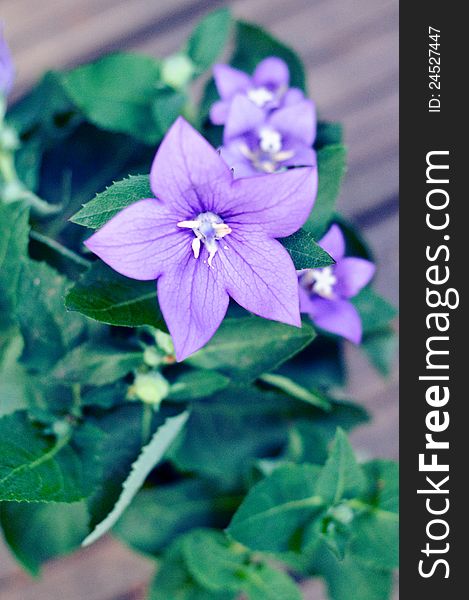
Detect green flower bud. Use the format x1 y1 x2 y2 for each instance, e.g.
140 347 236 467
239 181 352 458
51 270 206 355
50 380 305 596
143 346 162 367
133 372 170 406
329 503 354 525
155 330 175 356
161 54 194 90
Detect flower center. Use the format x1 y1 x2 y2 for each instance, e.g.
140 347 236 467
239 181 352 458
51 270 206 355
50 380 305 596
259 127 282 153
177 211 231 267
247 86 275 107
302 266 337 299
239 128 295 174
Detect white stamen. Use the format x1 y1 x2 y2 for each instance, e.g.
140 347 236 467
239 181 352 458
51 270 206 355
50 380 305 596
259 127 282 154
177 212 231 268
247 86 275 107
305 266 337 299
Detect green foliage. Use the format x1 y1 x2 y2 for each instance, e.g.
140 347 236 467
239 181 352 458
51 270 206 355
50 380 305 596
61 53 162 143
0 412 90 502
0 10 398 599
186 9 232 72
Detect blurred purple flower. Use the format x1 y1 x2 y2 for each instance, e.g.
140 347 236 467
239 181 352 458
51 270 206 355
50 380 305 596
210 56 305 125
219 94 316 177
0 24 14 97
299 224 375 344
85 117 317 361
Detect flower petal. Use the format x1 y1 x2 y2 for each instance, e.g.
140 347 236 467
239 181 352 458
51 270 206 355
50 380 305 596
219 232 301 327
305 297 362 344
84 199 188 281
157 254 229 361
253 57 289 89
219 143 259 178
222 167 317 237
281 144 317 168
150 117 233 217
318 224 345 261
335 258 376 298
209 99 230 125
269 100 316 146
223 94 266 141
283 87 305 106
213 63 251 99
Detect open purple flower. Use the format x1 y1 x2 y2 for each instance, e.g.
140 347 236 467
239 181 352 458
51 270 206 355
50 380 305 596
85 118 317 361
210 56 305 125
220 94 316 177
299 225 375 344
0 24 14 97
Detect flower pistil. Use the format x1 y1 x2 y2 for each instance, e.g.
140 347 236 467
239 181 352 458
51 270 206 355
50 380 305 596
177 211 232 267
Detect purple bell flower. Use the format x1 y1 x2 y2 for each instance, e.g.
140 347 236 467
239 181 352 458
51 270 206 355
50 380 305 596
0 24 15 97
210 56 305 125
85 118 317 361
219 94 316 177
299 225 375 344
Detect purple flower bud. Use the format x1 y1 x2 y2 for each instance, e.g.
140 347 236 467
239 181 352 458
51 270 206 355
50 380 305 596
85 118 318 361
0 24 15 97
210 57 305 125
299 225 375 344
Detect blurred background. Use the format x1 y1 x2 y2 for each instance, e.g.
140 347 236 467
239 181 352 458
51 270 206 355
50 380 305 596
0 0 398 598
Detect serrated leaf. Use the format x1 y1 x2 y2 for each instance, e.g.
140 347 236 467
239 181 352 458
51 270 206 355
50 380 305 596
52 342 143 386
259 373 331 411
82 410 189 546
70 174 151 229
65 261 164 329
352 287 397 334
188 317 316 382
227 464 323 553
304 145 347 239
187 9 232 71
0 412 88 502
61 53 161 143
0 501 89 575
232 21 306 91
281 229 334 270
16 260 85 371
315 429 366 505
168 369 230 401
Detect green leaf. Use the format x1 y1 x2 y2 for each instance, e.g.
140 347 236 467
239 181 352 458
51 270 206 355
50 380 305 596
304 145 347 238
281 229 334 270
52 342 143 386
168 369 230 401
114 480 237 555
315 121 344 148
187 9 232 71
188 317 316 382
350 509 399 570
17 260 86 371
0 202 30 358
242 563 302 600
82 410 189 546
227 464 323 553
182 529 249 592
0 412 89 502
315 429 366 505
232 21 306 91
259 373 331 411
352 287 397 334
0 501 89 575
61 53 161 143
361 328 398 375
70 173 151 229
65 261 164 329
152 87 186 134
149 539 234 600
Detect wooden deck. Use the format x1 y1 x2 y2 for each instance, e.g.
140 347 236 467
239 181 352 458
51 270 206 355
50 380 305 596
0 0 399 598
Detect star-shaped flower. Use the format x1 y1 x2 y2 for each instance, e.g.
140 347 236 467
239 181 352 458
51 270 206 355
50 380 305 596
85 118 317 361
0 24 14 98
210 56 305 125
299 225 375 343
219 94 316 177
